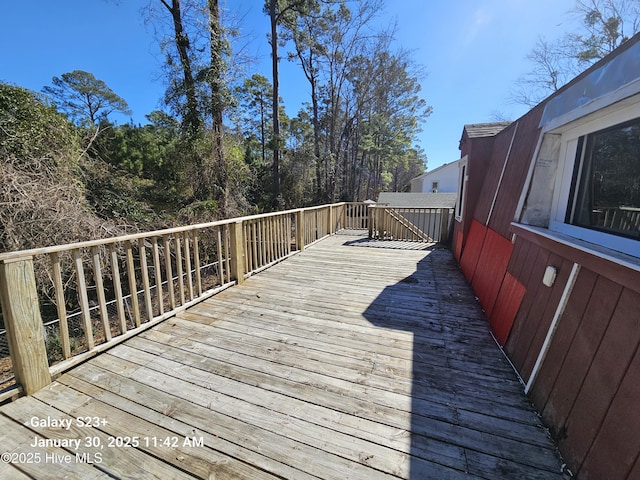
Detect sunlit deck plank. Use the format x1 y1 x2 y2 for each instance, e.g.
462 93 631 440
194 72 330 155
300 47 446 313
0 232 564 479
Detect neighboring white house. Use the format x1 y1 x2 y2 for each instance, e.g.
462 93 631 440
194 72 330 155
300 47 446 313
410 160 461 193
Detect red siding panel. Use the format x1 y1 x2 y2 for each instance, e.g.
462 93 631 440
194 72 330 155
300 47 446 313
491 272 526 345
530 268 598 411
561 288 640 473
577 344 640 480
471 228 513 316
542 276 623 438
473 127 514 226
459 219 487 282
505 247 551 371
506 236 530 280
488 109 543 237
520 256 574 380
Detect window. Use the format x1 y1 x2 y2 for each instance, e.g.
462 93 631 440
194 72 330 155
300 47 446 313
541 95 640 258
568 118 640 240
431 181 439 193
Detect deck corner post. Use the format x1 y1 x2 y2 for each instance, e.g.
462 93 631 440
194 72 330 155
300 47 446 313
230 220 245 284
296 209 305 252
327 205 334 235
0 256 51 395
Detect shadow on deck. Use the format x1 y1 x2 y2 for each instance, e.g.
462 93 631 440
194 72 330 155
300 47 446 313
353 236 564 478
0 233 563 479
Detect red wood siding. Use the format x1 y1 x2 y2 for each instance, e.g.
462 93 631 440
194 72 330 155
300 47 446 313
470 228 513 317
504 243 551 370
487 108 544 237
458 133 497 241
472 127 514 226
529 268 598 410
512 234 640 480
519 254 573 380
459 219 486 281
578 344 640 480
558 287 640 476
490 271 525 345
540 275 622 434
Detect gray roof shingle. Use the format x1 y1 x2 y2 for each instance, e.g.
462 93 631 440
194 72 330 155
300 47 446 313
377 192 457 208
464 122 511 138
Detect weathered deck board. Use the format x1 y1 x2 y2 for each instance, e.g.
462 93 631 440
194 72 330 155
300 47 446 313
0 233 564 479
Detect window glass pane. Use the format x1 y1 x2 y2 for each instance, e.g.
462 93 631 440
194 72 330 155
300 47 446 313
572 119 640 239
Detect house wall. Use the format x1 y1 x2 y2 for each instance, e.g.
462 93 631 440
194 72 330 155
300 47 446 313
410 161 460 193
452 135 497 261
508 228 640 480
453 36 640 480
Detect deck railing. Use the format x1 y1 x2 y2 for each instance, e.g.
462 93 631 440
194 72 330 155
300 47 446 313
368 206 454 243
0 202 369 399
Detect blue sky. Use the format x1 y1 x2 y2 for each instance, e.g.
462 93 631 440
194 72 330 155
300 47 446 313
1 0 580 171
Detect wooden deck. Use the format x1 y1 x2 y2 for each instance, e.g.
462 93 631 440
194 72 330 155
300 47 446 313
0 232 564 479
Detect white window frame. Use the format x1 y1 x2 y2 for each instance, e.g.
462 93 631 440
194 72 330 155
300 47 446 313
546 94 640 258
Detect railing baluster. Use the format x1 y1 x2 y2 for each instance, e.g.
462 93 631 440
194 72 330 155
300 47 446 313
264 219 270 264
110 244 127 335
216 227 224 286
287 215 292 255
138 239 154 322
73 249 94 350
125 240 141 327
268 218 274 263
175 234 185 305
282 215 287 256
50 252 71 359
260 220 266 267
224 224 232 284
183 232 194 301
163 235 176 310
251 222 257 271
151 237 164 315
91 247 111 342
243 223 250 273
277 216 283 258
193 231 202 297
269 218 274 262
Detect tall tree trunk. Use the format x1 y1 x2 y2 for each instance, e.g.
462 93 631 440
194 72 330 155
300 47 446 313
161 0 200 135
310 72 323 202
268 0 281 205
209 0 228 215
260 99 266 165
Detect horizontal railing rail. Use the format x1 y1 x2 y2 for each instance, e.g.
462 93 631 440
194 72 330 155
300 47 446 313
0 202 369 400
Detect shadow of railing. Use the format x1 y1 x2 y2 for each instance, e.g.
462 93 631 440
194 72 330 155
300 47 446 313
354 238 565 479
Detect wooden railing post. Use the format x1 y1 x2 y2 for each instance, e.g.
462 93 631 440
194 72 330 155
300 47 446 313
296 209 305 252
230 220 245 284
0 257 51 395
327 205 333 235
368 206 375 238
